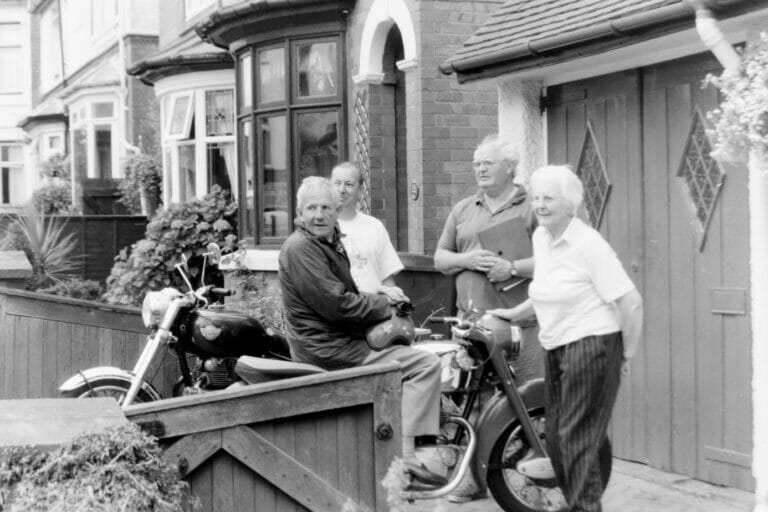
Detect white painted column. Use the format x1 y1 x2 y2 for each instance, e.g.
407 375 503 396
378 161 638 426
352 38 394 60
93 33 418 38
751 149 768 512
498 79 545 182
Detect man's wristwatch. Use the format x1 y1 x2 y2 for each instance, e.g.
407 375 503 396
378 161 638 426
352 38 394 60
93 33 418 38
509 260 518 276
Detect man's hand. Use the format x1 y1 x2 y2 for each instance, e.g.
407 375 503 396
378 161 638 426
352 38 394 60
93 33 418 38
486 306 523 322
487 257 513 283
464 249 497 273
378 285 409 303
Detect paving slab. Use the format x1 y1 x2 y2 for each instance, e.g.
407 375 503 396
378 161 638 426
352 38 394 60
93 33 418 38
401 458 753 511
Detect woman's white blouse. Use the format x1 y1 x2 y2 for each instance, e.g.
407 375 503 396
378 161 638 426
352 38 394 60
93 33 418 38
528 217 636 350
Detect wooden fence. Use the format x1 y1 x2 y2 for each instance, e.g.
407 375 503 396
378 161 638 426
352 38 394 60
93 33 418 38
0 287 176 400
125 363 402 512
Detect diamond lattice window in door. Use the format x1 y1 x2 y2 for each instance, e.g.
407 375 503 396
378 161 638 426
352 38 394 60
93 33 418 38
676 108 726 251
576 122 611 229
353 89 371 214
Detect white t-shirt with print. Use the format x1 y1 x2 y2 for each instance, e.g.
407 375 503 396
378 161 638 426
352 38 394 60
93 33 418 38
337 212 403 294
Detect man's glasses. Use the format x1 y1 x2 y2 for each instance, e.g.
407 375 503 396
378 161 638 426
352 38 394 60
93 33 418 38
472 160 497 170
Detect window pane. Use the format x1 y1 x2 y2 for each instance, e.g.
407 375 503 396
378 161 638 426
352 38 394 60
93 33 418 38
163 147 172 205
297 111 338 181
239 53 252 111
260 116 288 238
72 128 87 179
92 102 114 118
179 145 196 202
205 90 234 137
239 120 254 237
169 95 191 136
1 145 22 162
7 167 23 204
297 41 337 97
207 142 235 195
258 48 285 104
95 126 112 179
1 167 9 204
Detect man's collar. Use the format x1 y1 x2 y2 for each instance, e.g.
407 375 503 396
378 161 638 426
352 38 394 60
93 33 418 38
550 216 585 246
295 220 344 245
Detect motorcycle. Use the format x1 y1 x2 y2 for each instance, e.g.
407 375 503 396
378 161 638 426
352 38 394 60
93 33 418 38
59 243 290 406
235 312 611 512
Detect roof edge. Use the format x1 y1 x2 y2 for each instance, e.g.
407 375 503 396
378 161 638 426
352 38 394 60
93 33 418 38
440 3 693 76
127 52 234 86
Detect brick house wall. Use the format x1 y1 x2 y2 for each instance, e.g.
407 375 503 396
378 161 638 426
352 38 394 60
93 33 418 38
347 0 501 255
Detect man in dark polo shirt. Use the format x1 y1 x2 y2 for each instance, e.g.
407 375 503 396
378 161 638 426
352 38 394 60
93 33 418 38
279 176 442 482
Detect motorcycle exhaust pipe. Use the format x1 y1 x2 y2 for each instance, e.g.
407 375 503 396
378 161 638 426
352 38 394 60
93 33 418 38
402 416 477 501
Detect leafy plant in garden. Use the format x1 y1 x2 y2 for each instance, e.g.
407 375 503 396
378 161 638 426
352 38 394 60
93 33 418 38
705 31 768 159
103 185 240 306
0 423 194 512
226 261 286 334
118 153 162 216
30 154 72 214
37 277 103 301
0 210 78 289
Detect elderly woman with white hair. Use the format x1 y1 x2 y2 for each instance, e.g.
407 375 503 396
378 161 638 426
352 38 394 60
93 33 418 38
489 165 643 512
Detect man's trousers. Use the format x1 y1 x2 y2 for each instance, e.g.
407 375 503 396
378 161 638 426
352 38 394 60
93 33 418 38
544 332 623 512
363 345 441 437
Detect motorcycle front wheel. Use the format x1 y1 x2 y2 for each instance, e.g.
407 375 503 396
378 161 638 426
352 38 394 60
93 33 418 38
486 408 612 512
62 377 158 405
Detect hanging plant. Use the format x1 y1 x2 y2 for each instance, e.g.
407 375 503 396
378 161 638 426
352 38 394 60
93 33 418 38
118 153 162 216
705 31 768 160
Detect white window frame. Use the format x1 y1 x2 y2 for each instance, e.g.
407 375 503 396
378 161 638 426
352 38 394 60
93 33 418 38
165 92 195 141
0 145 24 206
0 22 22 94
69 96 120 180
161 86 236 204
42 131 66 160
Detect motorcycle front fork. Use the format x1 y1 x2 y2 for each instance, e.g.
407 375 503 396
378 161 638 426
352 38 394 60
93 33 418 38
122 329 170 407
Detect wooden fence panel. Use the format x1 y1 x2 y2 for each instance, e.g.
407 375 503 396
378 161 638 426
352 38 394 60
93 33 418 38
0 287 176 399
125 364 403 512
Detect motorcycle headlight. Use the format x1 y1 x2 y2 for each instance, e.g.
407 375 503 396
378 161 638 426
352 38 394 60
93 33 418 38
141 289 176 328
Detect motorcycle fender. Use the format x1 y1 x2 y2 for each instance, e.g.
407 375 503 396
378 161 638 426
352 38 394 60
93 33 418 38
471 377 546 484
59 366 162 401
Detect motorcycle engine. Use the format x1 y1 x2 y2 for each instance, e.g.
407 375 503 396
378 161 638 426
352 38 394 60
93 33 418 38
193 357 238 389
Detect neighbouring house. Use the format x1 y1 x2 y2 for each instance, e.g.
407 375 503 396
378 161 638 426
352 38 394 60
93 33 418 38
127 0 508 325
0 0 30 213
440 0 768 503
17 0 160 215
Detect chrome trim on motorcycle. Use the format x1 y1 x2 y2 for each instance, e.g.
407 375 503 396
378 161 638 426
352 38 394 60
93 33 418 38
402 415 477 500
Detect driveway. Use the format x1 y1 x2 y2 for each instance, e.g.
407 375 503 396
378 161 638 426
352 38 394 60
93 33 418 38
402 459 753 511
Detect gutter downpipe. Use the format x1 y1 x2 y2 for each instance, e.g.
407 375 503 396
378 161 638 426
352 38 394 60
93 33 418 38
685 3 766 510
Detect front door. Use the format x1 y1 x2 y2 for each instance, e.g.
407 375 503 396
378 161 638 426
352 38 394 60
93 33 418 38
546 52 752 490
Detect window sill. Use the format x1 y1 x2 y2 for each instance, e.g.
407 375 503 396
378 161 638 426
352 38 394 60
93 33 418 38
219 248 279 272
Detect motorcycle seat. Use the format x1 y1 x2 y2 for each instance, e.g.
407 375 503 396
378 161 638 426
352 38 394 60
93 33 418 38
235 356 327 384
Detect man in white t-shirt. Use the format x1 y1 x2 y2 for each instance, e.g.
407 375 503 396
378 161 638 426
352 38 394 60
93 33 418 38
330 162 408 303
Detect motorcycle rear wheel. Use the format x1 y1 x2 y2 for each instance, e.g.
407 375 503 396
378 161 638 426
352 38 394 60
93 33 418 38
486 408 611 512
63 378 158 405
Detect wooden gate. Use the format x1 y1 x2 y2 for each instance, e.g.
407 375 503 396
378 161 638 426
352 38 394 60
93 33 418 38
546 52 752 490
124 363 402 512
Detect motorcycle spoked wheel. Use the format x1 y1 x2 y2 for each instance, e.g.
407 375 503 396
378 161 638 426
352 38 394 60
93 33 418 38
63 378 158 405
486 408 611 512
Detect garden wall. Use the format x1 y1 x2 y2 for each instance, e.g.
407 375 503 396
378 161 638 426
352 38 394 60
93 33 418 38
0 287 176 400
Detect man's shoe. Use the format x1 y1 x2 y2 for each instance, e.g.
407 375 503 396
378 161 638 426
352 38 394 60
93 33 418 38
516 457 556 480
402 460 448 487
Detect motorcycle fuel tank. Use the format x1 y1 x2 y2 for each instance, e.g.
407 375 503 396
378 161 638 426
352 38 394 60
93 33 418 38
186 308 289 358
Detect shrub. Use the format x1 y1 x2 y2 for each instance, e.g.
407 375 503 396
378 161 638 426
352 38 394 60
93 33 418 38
706 31 768 159
228 269 286 334
0 423 193 512
31 183 72 215
118 153 162 216
37 278 103 301
103 185 240 306
0 211 78 289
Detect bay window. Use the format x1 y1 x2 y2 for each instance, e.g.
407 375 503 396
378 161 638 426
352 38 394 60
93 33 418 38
238 34 345 245
161 87 235 205
69 98 118 180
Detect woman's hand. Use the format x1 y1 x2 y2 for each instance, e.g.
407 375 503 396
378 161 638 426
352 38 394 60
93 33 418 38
464 249 497 273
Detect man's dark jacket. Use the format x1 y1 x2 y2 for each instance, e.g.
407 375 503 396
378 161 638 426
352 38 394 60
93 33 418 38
278 222 391 370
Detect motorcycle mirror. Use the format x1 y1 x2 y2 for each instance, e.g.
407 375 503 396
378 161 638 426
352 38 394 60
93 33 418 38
205 242 222 264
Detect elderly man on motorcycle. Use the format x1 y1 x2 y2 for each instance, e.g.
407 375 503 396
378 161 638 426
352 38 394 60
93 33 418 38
278 175 443 483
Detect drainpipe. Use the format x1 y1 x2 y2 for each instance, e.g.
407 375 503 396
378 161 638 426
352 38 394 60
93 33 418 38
685 3 767 511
